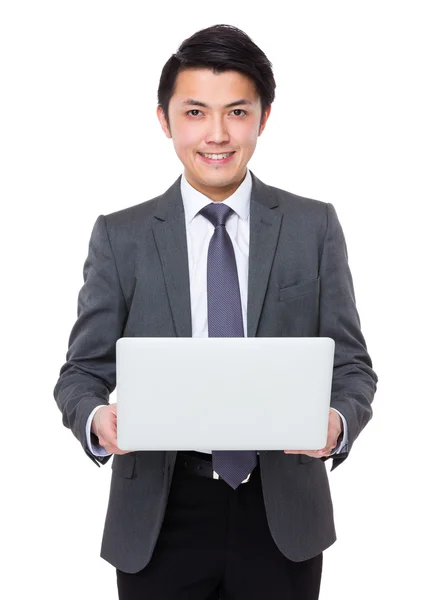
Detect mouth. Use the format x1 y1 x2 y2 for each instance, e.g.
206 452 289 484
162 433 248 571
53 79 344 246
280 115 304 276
197 151 236 165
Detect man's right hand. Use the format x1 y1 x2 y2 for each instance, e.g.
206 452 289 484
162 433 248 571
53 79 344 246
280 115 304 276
91 403 130 455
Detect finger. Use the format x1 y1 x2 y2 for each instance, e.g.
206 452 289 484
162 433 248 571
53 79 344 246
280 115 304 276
100 438 129 455
317 439 338 456
284 450 319 457
111 437 130 455
322 428 338 453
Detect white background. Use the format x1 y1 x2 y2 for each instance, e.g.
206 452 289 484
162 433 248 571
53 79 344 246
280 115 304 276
1 1 433 598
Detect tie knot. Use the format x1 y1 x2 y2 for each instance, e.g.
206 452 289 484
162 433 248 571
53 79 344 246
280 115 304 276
199 203 234 228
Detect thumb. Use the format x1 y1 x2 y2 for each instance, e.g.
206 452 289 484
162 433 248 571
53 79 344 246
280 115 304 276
111 403 118 422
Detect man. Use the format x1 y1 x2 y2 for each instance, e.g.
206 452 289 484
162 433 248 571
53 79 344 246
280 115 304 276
54 24 378 600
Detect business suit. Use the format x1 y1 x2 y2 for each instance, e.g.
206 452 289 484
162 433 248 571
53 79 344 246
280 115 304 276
54 169 377 577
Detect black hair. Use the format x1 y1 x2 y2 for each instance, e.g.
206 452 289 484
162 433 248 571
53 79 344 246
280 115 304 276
157 24 276 129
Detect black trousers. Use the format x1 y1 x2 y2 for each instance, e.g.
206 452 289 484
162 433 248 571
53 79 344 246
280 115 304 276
116 451 323 600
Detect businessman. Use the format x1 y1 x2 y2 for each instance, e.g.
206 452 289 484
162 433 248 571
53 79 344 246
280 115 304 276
54 24 378 600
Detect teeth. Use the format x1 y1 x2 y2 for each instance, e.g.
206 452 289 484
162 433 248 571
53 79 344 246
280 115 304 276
200 152 233 159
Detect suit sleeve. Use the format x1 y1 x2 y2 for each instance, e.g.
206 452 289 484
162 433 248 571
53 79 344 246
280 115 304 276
53 215 127 467
319 203 378 471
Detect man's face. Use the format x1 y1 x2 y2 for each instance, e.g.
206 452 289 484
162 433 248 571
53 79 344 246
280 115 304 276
157 68 271 201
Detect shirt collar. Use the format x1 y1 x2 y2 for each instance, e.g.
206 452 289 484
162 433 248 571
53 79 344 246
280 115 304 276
181 169 252 224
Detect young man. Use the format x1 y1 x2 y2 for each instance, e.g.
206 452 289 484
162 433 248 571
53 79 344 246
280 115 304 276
54 24 378 600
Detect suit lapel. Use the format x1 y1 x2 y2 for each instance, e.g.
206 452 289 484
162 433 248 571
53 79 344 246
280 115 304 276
248 172 282 337
151 176 192 337
151 171 282 339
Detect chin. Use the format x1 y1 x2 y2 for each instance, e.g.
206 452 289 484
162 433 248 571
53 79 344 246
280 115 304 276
203 175 237 187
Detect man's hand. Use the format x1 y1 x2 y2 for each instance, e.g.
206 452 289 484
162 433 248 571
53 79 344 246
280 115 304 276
91 403 130 455
283 408 343 459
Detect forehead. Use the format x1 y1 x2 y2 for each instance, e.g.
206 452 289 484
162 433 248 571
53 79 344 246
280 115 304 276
171 68 260 106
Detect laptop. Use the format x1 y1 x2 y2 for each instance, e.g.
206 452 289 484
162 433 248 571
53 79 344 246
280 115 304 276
115 337 335 451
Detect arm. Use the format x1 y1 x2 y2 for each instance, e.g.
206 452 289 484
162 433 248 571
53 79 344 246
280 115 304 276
53 215 127 467
319 203 378 471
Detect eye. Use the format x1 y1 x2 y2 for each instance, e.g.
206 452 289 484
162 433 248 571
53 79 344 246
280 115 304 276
186 109 203 117
231 109 247 116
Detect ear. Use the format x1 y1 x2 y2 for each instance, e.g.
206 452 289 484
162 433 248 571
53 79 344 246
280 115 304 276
156 106 172 139
258 105 272 136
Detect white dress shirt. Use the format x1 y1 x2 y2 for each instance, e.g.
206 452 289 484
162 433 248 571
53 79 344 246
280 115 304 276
86 169 348 457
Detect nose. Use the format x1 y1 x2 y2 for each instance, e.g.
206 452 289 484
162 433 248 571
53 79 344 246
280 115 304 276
204 114 230 145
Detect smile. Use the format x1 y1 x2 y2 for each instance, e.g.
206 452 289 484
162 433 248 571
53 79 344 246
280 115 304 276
198 151 236 164
199 152 235 159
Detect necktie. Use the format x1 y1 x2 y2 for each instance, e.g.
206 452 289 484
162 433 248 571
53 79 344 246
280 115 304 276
199 202 257 489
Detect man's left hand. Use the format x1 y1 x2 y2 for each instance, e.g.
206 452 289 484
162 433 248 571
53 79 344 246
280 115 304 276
283 408 343 458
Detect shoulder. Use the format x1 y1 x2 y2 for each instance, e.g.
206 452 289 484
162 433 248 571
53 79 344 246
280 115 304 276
255 175 330 228
102 195 161 230
101 175 182 234
268 182 328 215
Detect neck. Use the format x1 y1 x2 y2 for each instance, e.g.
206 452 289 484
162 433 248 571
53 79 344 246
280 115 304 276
184 169 247 202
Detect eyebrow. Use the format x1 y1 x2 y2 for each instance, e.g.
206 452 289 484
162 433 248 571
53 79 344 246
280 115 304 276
180 99 253 109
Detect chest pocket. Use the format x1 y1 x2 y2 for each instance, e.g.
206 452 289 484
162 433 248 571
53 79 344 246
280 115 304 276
279 277 319 303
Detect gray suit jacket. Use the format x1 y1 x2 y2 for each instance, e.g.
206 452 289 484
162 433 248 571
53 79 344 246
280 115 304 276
54 171 378 573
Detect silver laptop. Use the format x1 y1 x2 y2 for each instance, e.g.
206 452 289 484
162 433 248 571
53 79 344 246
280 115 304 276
115 337 335 451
